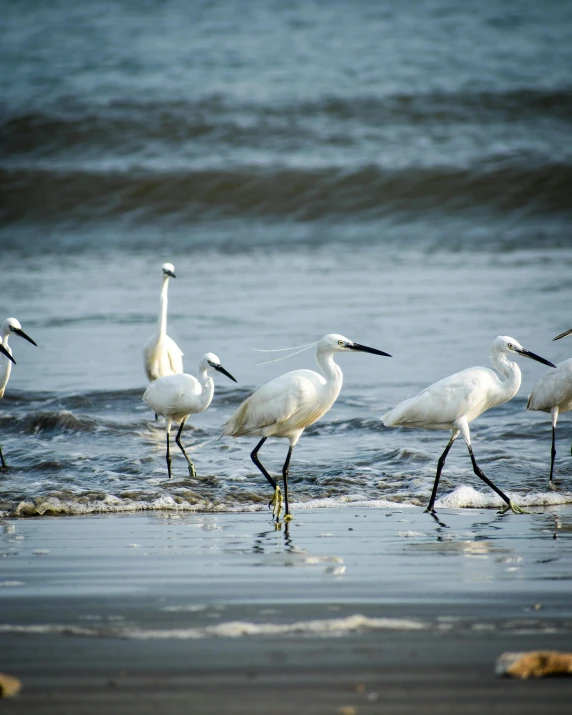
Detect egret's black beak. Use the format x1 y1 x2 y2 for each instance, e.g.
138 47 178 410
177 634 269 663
351 342 392 358
553 328 572 341
214 364 237 383
0 343 16 364
12 327 38 347
515 348 556 368
163 270 176 279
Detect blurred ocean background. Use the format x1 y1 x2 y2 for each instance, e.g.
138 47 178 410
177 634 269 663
1 0 571 517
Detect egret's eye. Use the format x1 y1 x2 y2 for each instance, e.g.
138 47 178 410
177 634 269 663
338 340 345 347
508 343 514 350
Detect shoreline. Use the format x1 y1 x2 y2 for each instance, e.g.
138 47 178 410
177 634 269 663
1 506 572 713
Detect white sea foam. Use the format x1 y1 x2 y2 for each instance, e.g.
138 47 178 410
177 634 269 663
7 485 572 518
435 485 572 510
0 614 428 640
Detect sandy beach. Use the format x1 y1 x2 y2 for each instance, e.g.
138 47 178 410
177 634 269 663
1 505 572 713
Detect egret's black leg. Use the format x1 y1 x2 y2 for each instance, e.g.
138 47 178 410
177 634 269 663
549 423 557 490
251 438 276 489
251 438 282 519
282 446 294 520
0 445 6 469
467 444 526 513
175 418 196 477
426 433 457 512
155 413 158 421
166 431 172 479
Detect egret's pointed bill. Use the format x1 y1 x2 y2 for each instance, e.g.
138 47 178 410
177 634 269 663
0 343 16 364
514 347 556 368
163 269 176 278
553 327 572 341
12 327 38 347
351 342 392 358
213 364 237 383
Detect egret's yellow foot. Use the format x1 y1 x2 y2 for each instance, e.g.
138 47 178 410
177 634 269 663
283 513 293 522
188 462 196 478
268 486 283 521
498 501 530 515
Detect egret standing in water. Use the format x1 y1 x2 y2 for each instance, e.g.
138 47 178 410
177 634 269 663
143 263 183 383
223 334 391 522
143 353 236 479
0 318 38 468
527 327 572 490
383 336 555 514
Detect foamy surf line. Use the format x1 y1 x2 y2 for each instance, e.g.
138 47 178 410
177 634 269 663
5 486 572 518
0 614 427 640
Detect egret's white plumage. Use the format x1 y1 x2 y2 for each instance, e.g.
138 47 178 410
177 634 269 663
0 318 37 467
223 334 391 521
527 327 572 489
383 336 555 513
143 263 183 383
143 352 236 479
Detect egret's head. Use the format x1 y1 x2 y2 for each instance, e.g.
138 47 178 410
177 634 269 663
203 353 237 383
319 334 391 357
162 263 176 278
2 317 38 346
491 336 555 368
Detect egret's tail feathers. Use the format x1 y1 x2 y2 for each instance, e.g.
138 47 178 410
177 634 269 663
223 397 253 437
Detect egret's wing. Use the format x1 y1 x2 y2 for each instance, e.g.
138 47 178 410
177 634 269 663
528 359 572 411
143 374 198 413
224 370 322 436
165 335 184 374
384 367 498 427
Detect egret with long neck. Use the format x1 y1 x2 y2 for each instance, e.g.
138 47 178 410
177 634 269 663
143 262 183 383
383 336 555 514
527 326 572 489
223 333 391 521
143 353 236 479
0 317 37 468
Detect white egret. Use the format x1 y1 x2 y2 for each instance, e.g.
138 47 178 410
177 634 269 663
143 353 236 479
143 263 183 383
527 327 572 489
383 336 555 514
223 334 391 521
0 318 38 468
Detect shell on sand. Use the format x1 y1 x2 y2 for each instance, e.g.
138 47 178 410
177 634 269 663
496 651 572 678
0 673 22 698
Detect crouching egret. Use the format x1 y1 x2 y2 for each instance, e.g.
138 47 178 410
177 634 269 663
223 334 391 522
383 336 555 514
0 318 38 468
143 263 184 383
527 327 572 490
143 353 236 479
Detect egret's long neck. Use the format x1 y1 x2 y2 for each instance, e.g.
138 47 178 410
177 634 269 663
491 352 522 401
157 276 169 337
316 349 343 399
197 366 215 411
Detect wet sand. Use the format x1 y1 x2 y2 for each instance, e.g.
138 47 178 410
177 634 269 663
1 506 572 713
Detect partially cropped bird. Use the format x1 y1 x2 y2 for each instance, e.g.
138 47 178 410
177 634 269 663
223 334 391 522
143 263 183 383
0 318 38 468
143 353 236 479
527 327 572 490
383 336 555 514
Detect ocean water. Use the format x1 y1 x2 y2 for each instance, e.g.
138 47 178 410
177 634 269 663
1 0 571 517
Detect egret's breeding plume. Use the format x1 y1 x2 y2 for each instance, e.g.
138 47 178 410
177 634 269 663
0 318 38 468
527 327 572 490
223 334 391 522
143 353 236 479
383 336 555 514
143 263 184 383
